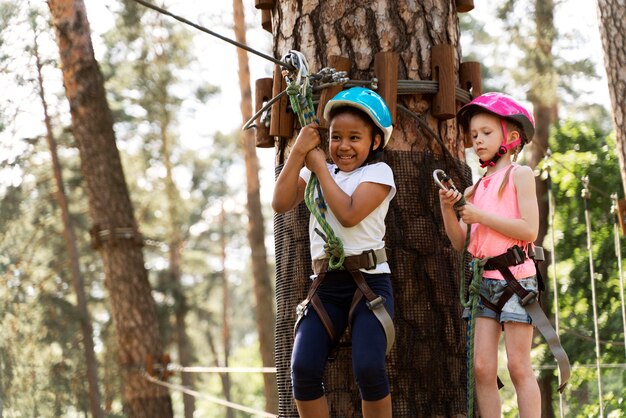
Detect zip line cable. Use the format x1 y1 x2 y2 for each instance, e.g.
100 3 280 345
130 0 294 70
610 193 626 356
545 162 565 418
581 176 605 417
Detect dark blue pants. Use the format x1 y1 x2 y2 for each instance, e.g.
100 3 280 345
291 271 394 401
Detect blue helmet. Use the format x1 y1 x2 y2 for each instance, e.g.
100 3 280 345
323 87 393 147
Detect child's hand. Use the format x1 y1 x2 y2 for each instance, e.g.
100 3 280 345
439 189 463 210
305 147 327 174
293 123 321 157
457 202 482 225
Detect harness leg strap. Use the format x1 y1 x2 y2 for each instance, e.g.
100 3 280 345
495 266 571 392
348 270 395 355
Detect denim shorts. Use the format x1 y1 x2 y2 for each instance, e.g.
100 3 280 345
463 276 538 325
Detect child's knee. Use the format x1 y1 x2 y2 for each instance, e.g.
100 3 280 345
353 361 389 401
291 357 325 401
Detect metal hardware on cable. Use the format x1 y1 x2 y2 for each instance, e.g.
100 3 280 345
433 169 466 208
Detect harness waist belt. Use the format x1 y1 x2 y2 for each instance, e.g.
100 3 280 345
312 248 388 274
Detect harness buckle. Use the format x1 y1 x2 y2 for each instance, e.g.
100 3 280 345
296 302 307 318
520 290 538 307
364 249 377 270
528 245 545 262
366 296 386 310
508 245 526 265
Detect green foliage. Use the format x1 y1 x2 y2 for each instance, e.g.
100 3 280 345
535 120 626 416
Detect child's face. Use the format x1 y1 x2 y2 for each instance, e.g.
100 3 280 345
469 113 504 162
328 112 381 172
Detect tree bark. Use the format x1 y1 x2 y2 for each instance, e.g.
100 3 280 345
597 0 626 197
33 21 103 418
232 0 279 413
273 1 466 416
47 1 172 416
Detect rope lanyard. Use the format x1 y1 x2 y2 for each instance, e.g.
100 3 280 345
582 176 605 417
545 163 565 418
281 51 346 270
459 228 480 418
611 193 626 357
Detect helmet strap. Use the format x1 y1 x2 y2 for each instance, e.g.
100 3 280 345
478 120 521 168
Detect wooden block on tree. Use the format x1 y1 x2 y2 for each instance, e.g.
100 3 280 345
431 44 456 120
255 78 274 148
374 51 399 123
255 0 275 10
269 64 294 139
456 0 474 12
261 9 272 33
316 55 351 128
460 61 482 98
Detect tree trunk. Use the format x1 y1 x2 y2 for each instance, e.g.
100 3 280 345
232 0 279 413
273 1 466 416
47 1 173 416
162 123 195 418
524 1 558 416
597 1 626 197
219 206 235 418
33 22 103 418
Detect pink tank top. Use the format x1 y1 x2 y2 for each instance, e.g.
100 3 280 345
467 164 536 280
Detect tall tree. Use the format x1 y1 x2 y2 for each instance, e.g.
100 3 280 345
271 2 466 416
46 1 173 416
30 9 103 417
232 0 278 413
597 0 626 197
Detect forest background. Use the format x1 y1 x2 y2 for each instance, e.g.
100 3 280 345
0 0 624 417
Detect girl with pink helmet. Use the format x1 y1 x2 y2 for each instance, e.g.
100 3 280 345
440 92 542 417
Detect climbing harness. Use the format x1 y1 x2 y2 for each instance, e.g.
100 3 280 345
294 249 395 357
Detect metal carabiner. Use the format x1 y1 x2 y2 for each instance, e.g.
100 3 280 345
433 169 465 206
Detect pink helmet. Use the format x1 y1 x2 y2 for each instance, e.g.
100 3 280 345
457 92 535 144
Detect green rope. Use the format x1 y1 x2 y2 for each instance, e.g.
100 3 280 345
459 226 489 418
286 76 345 270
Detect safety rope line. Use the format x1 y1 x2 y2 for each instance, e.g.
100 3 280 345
280 51 346 270
545 162 565 418
143 372 278 418
458 228 484 418
581 176 605 417
130 0 294 70
611 193 626 356
169 365 276 374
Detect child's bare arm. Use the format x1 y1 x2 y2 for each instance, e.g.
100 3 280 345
458 166 538 242
272 125 321 213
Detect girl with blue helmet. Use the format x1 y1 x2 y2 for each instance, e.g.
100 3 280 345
272 87 396 418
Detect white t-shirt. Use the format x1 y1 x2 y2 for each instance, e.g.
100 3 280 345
299 162 396 274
